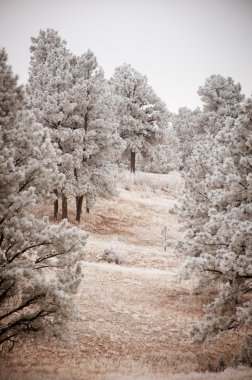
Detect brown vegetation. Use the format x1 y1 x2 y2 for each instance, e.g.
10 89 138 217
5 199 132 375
1 174 251 379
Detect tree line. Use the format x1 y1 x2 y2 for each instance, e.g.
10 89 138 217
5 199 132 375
0 28 251 355
27 29 172 221
0 28 172 347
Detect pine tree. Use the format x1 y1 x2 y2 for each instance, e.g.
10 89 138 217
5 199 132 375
69 50 124 221
137 123 181 173
198 74 244 114
110 63 169 173
181 75 245 259
174 75 245 171
172 107 203 169
189 98 252 341
0 48 87 346
28 30 123 222
27 29 76 219
180 75 251 342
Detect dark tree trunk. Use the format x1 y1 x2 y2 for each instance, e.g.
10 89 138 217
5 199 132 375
0 232 4 247
86 197 90 214
75 196 79 214
53 190 58 220
130 151 136 173
62 194 68 220
76 195 84 222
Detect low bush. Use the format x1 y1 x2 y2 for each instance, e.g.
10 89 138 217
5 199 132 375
102 247 127 265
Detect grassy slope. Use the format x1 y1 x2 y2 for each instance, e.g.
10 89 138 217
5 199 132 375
1 172 251 379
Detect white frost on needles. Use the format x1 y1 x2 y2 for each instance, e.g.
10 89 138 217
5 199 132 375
0 48 87 346
179 74 252 342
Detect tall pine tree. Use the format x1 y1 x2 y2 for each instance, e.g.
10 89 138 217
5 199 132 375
180 75 251 342
28 30 123 221
111 63 169 173
0 48 87 346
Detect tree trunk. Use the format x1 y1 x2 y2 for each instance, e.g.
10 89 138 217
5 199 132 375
53 190 58 219
76 195 84 222
75 196 79 214
62 194 68 220
86 197 90 214
130 151 136 173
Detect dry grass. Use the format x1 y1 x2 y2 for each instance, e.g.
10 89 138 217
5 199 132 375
117 170 184 197
1 171 251 379
1 365 251 380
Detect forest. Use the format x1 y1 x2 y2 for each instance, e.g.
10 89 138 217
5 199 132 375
0 28 251 379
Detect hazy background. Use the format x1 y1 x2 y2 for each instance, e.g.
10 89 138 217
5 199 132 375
0 0 251 112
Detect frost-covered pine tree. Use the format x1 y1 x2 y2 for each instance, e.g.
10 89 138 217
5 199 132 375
69 50 124 221
172 107 203 169
198 74 244 115
0 49 87 346
174 75 245 171
110 63 169 173
27 29 76 219
180 75 244 249
180 75 251 342
137 123 181 173
28 30 123 221
181 75 245 257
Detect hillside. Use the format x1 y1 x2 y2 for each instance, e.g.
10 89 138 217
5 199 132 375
0 172 251 380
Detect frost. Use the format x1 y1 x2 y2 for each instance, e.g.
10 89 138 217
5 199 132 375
179 74 252 341
28 29 124 220
0 49 87 346
110 63 170 173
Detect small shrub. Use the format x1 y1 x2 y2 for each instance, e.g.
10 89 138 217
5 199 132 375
102 248 127 265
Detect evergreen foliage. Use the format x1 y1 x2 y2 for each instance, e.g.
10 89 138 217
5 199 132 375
27 29 123 220
180 75 252 342
110 63 170 172
0 48 87 346
137 123 181 173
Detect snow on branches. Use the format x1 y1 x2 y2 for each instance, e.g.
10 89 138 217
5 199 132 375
0 48 87 346
110 63 170 173
180 74 252 342
28 29 123 221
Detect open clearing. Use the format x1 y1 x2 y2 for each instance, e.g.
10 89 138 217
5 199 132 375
1 173 251 379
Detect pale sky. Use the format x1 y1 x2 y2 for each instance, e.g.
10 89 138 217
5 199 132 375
0 0 251 112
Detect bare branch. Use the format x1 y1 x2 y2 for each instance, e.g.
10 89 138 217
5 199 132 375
7 242 51 264
0 293 46 321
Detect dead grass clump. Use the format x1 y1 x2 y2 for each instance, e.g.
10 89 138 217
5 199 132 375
102 248 128 265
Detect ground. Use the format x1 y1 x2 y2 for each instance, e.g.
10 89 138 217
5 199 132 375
0 172 251 379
